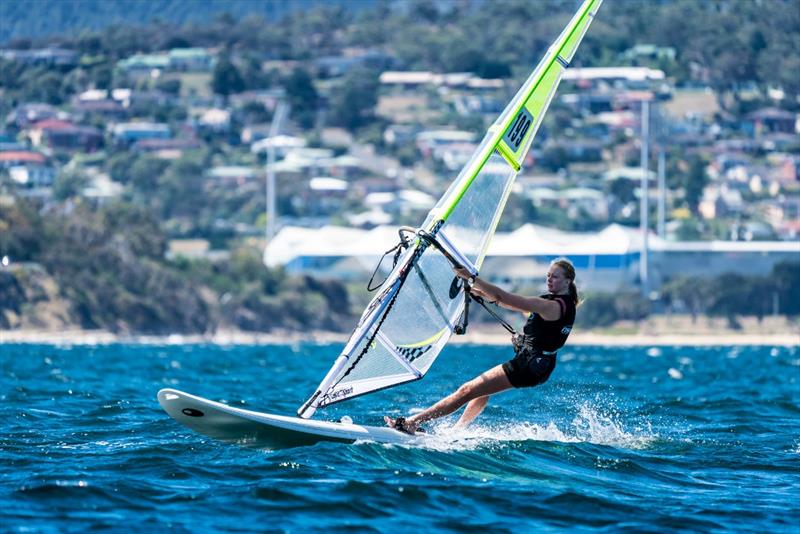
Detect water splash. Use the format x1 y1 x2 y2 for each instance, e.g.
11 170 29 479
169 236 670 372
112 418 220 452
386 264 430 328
407 402 656 452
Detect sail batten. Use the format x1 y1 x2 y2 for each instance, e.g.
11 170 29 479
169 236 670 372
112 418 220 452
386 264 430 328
298 0 603 419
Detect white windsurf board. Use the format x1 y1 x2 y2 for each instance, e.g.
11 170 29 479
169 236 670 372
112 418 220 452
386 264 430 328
157 388 425 449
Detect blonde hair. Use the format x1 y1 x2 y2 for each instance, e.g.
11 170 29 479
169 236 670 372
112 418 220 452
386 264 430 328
551 258 579 305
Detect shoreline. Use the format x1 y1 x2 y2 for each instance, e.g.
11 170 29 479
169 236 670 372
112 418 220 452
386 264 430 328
1 328 797 347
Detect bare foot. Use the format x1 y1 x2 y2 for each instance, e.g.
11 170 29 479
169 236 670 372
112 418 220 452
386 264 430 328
383 416 418 434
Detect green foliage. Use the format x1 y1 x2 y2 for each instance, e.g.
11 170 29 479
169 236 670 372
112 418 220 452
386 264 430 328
52 169 90 201
661 262 800 324
158 156 208 218
283 68 318 129
211 50 245 97
674 218 704 241
0 197 355 334
609 178 636 205
575 291 650 328
683 155 709 215
329 67 380 132
772 261 800 316
156 78 182 95
0 199 47 261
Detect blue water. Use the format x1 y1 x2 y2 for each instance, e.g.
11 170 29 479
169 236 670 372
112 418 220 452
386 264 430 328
1 342 799 532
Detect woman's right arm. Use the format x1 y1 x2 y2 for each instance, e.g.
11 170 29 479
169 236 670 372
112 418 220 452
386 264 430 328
455 268 563 320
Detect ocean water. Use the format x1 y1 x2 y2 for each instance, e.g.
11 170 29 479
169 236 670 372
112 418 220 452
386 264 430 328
1 342 798 533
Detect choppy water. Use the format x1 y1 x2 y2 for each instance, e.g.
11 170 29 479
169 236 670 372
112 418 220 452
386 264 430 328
1 342 798 532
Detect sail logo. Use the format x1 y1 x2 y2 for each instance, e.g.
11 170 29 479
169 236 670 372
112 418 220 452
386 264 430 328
323 387 353 402
503 108 534 151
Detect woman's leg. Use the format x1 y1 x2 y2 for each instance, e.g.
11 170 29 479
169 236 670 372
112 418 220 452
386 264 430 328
387 365 512 431
454 395 489 428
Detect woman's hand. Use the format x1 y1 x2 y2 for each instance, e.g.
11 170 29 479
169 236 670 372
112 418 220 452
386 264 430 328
453 266 471 281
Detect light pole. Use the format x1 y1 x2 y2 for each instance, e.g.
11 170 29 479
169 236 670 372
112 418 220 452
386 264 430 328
640 98 650 296
265 101 289 259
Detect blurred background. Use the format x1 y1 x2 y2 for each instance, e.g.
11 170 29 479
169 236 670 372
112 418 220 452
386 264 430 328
0 0 798 339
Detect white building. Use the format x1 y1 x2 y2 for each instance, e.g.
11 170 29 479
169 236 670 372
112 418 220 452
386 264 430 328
264 223 800 292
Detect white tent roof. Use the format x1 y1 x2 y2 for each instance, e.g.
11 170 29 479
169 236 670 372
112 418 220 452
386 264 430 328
264 223 795 272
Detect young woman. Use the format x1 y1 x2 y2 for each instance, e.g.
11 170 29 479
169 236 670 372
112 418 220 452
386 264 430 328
385 259 579 434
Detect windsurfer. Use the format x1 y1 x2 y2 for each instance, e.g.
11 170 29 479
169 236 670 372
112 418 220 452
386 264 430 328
385 259 579 434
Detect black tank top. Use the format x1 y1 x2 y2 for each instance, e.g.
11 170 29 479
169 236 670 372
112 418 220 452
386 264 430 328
522 294 576 352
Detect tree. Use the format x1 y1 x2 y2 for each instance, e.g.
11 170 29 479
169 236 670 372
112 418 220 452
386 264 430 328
283 67 318 130
52 169 89 200
211 50 245 98
329 67 380 131
705 273 758 329
683 155 708 215
772 261 800 316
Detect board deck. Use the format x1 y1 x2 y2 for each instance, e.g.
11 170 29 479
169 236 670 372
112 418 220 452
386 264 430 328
157 388 425 449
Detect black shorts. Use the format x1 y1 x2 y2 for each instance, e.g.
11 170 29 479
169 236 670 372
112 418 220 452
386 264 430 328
502 348 557 388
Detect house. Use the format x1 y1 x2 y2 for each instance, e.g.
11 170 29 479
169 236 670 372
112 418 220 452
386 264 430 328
116 53 171 77
622 44 677 63
451 94 503 117
305 177 349 214
563 67 666 90
364 189 435 215
383 124 420 146
560 92 614 115
379 71 436 89
242 124 273 145
208 166 259 187
46 125 103 153
82 173 123 204
197 108 231 131
166 239 211 260
8 164 57 188
250 134 306 155
0 149 55 194
745 108 798 137
131 138 203 159
27 120 103 153
112 122 171 145
435 142 478 171
314 49 393 78
168 48 213 72
415 129 476 158
112 89 175 112
327 154 369 179
72 98 128 121
0 150 47 169
1 47 78 67
699 183 745 219
6 103 64 129
603 166 657 184
346 209 393 228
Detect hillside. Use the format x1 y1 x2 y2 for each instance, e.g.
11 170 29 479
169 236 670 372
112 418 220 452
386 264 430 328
0 0 374 43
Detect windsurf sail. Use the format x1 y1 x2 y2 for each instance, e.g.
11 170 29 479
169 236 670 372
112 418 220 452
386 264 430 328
298 0 603 419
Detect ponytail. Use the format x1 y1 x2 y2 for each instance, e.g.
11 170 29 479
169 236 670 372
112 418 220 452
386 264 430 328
552 258 580 306
568 280 580 306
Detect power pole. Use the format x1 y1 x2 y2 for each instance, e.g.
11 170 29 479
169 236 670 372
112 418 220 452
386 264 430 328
657 149 666 238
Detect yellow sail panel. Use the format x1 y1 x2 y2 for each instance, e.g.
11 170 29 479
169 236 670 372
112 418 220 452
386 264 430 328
560 0 603 62
495 0 603 170
497 59 564 169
